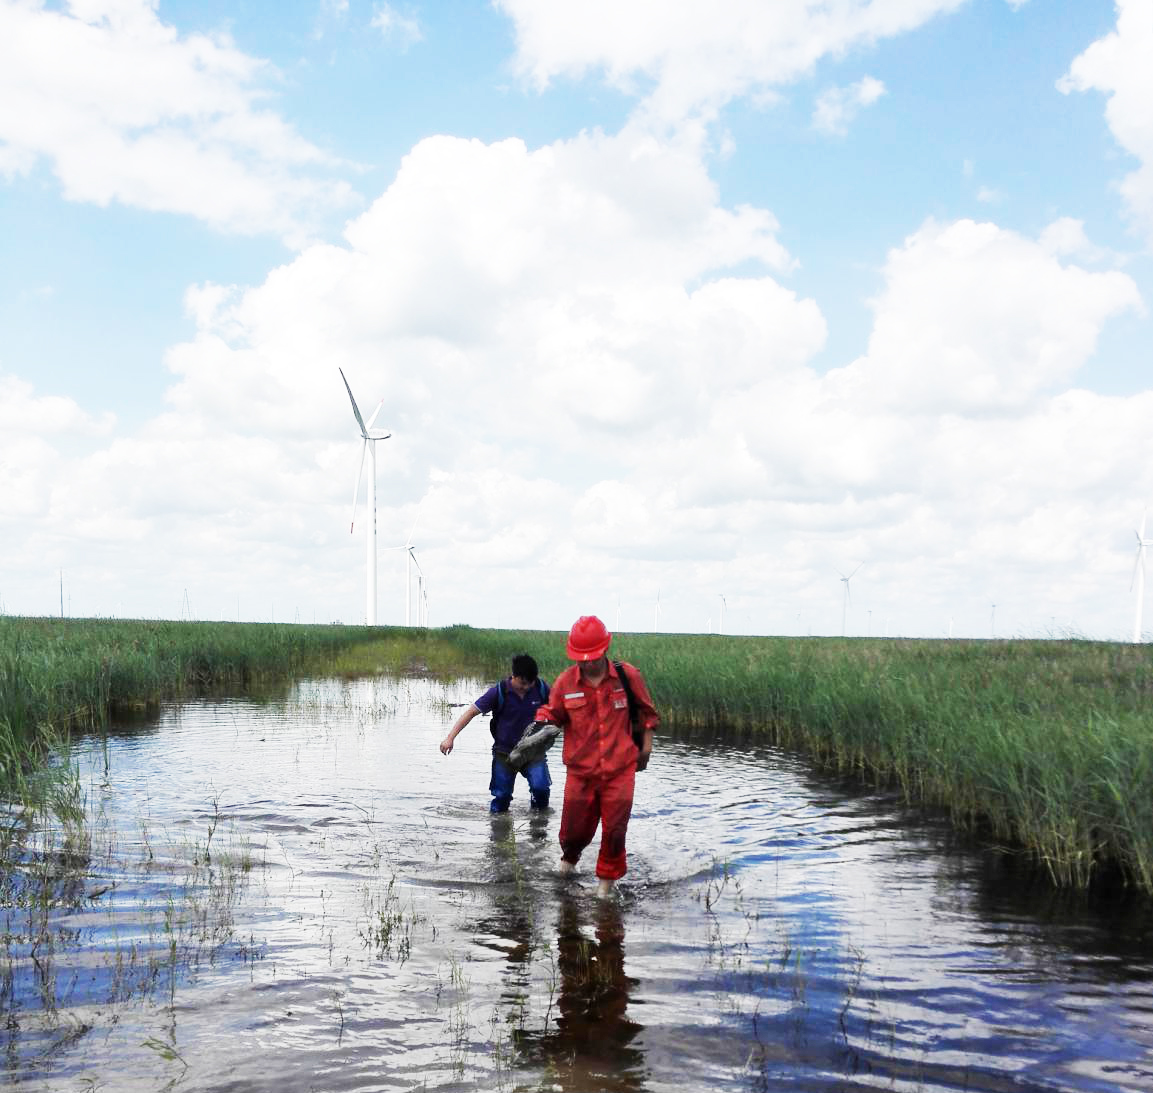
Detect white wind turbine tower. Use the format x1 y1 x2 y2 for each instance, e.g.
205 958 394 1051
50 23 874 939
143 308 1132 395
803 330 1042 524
340 368 391 626
838 564 862 637
1132 511 1152 644
401 501 425 627
408 548 426 627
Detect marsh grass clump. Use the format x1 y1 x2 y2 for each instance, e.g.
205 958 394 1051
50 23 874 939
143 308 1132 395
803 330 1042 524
359 874 427 963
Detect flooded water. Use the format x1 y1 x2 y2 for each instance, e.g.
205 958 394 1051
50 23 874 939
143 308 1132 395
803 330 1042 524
3 673 1153 1092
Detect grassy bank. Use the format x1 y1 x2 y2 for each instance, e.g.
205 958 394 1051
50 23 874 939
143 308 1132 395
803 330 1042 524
0 617 481 777
440 626 1153 892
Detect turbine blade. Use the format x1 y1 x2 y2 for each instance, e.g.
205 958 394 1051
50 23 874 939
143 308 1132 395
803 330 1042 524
409 547 423 576
350 439 367 532
1133 542 1145 593
339 368 370 438
366 399 386 430
405 496 426 548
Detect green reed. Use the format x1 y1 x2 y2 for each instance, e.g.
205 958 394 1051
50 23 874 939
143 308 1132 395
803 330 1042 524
0 617 496 789
0 617 387 775
438 626 1153 893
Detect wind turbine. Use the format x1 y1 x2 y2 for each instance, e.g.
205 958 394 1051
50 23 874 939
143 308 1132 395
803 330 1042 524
408 547 425 627
719 594 726 635
838 564 861 636
401 500 425 627
1132 511 1152 644
340 368 391 626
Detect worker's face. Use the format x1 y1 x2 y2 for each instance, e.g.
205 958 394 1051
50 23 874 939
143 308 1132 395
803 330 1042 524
578 655 608 676
509 675 535 696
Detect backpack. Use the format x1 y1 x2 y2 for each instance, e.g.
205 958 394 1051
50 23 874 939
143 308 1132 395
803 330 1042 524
613 661 643 749
489 677 548 739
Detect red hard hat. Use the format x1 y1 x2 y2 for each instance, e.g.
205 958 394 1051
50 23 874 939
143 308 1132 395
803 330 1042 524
566 615 612 661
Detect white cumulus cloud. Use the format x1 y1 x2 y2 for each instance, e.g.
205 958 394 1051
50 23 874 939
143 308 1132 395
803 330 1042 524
371 2 422 48
3 128 1150 638
497 0 963 125
812 75 886 135
1060 0 1153 248
0 0 358 244
829 218 1143 415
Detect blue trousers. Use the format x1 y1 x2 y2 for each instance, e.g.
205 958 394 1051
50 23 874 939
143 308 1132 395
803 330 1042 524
490 753 551 812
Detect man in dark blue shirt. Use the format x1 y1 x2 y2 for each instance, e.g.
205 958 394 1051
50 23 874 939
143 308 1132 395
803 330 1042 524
439 653 552 812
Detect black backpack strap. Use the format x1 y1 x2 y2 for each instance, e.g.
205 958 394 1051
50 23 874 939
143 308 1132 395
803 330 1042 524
614 661 643 748
489 679 506 740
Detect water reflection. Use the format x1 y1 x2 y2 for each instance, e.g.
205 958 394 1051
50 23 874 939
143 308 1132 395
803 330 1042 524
476 810 646 1090
517 895 644 1093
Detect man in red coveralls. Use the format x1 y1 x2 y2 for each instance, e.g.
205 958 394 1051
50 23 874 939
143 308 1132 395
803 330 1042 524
533 616 659 898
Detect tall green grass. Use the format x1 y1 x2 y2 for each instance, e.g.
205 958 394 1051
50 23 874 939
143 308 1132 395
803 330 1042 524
439 626 1153 892
0 617 401 774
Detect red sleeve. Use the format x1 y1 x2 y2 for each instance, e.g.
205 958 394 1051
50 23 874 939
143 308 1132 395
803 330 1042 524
535 665 573 726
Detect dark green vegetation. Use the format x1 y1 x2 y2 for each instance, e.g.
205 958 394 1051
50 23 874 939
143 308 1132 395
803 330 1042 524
0 617 463 777
4 617 1153 893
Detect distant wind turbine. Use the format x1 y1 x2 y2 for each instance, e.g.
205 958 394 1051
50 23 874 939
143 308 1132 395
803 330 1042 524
654 589 662 633
838 565 861 636
719 594 726 635
398 500 425 627
1132 511 1152 644
409 548 426 627
340 368 391 626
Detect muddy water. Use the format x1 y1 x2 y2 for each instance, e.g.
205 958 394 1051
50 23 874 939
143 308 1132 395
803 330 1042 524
4 673 1153 1092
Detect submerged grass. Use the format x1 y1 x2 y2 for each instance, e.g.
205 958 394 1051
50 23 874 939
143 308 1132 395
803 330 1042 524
438 626 1153 893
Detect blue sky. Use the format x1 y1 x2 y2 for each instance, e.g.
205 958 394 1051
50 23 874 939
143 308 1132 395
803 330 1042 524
2 0 1152 639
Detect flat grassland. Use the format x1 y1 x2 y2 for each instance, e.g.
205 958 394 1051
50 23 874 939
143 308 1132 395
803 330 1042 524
3 617 1152 892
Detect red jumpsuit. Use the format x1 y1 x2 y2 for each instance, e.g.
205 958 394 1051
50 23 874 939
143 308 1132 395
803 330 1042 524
536 661 659 880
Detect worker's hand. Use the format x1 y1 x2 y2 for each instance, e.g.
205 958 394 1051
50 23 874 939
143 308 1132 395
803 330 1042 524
439 737 454 755
635 748 651 772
